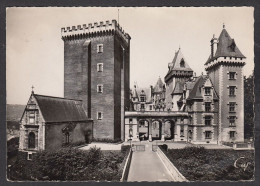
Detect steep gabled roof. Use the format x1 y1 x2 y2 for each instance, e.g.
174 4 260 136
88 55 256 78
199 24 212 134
171 81 184 95
154 77 164 93
168 48 193 73
34 94 88 123
187 76 218 100
205 27 245 65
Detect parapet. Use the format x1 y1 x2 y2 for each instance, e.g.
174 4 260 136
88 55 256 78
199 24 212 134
61 20 131 44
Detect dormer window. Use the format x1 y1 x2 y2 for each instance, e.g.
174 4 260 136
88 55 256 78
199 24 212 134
140 96 145 102
180 59 185 68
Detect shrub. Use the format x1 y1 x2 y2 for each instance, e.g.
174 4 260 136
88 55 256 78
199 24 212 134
9 146 128 181
163 147 254 181
159 144 168 152
121 145 130 154
92 138 122 143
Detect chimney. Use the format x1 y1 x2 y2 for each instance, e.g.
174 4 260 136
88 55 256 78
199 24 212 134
210 34 218 58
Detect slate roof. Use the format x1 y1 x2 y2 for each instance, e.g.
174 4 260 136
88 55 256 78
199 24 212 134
205 28 245 65
34 94 88 123
154 77 164 93
167 48 193 73
187 76 218 100
172 81 184 95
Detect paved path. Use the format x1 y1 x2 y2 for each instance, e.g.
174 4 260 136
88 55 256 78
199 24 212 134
127 142 174 182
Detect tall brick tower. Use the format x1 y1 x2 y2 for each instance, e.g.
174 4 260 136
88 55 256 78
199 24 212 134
61 20 131 141
205 25 246 143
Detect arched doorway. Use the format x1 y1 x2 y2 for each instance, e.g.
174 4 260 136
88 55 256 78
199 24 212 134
151 120 162 140
138 120 149 141
28 132 35 149
164 120 174 140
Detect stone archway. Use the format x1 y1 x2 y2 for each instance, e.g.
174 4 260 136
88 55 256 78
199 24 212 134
164 120 175 140
151 120 162 140
138 119 149 141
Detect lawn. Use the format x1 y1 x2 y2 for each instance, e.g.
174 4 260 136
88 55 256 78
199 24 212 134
9 146 130 181
161 146 254 181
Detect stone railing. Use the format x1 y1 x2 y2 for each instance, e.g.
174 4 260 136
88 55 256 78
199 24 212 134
120 149 133 181
157 147 188 181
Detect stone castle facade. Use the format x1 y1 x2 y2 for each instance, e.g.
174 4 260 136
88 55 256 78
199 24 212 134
19 21 246 156
125 25 246 144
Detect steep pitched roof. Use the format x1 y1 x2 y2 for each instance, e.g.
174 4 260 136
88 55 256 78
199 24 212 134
205 27 245 65
187 76 218 100
154 77 164 93
168 48 193 72
171 81 184 95
34 94 88 123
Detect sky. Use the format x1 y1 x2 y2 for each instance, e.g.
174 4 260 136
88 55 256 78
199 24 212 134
6 7 254 105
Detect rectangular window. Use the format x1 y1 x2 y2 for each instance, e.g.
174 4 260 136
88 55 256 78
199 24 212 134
29 112 35 124
229 116 236 126
205 116 211 126
150 105 152 110
97 112 103 120
229 72 236 80
129 118 133 124
180 126 184 137
97 44 103 53
97 84 103 93
205 131 211 139
229 102 236 112
140 96 145 102
140 104 145 109
27 152 33 160
229 86 236 96
97 63 103 72
204 87 211 95
205 102 211 112
230 131 235 138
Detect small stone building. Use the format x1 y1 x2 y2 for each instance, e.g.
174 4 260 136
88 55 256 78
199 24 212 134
19 91 93 159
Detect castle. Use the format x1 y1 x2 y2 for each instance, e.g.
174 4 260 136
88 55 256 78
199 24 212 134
125 25 245 144
19 21 246 158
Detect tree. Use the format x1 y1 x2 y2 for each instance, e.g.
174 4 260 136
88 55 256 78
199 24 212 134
244 75 254 140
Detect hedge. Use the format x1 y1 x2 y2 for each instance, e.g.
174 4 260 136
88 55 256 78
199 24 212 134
9 146 128 181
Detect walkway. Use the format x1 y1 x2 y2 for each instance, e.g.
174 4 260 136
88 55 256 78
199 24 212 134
127 142 174 182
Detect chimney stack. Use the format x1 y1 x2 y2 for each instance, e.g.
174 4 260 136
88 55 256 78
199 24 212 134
210 34 218 58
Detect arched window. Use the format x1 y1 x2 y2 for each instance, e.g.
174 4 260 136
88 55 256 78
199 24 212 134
65 132 70 144
28 132 35 149
180 59 185 68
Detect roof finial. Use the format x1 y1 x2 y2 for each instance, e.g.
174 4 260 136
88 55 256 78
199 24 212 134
223 23 225 29
31 85 34 94
179 45 181 50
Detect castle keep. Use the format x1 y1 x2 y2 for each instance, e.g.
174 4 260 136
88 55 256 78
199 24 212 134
61 20 131 141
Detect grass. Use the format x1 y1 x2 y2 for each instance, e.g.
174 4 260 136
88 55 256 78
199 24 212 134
161 146 254 181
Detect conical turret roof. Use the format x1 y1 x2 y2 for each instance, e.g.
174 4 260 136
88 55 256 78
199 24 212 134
205 26 245 65
154 77 164 93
